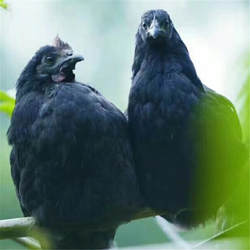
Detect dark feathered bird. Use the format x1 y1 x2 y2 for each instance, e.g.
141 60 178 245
8 36 140 249
128 9 248 227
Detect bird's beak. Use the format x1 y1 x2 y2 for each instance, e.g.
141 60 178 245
58 54 84 72
147 18 162 39
51 53 84 83
66 54 84 65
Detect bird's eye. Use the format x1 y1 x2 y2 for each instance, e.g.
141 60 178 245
66 51 73 56
142 22 147 29
45 56 54 64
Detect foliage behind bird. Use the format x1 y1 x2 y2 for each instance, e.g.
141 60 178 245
7 36 141 249
128 9 248 227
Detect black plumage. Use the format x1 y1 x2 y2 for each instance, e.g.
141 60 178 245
8 37 140 249
128 10 248 227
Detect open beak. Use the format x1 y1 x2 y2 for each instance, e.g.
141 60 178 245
51 54 84 83
59 54 84 72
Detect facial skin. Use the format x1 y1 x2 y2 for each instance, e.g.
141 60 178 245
139 9 173 43
36 37 84 83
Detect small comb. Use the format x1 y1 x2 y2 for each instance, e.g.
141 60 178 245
53 35 71 49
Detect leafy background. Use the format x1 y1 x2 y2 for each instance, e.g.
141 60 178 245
0 0 249 249
0 0 7 9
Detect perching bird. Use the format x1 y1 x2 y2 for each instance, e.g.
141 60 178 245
128 9 248 227
8 36 140 249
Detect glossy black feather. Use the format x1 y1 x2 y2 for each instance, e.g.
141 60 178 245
8 43 140 249
128 9 248 227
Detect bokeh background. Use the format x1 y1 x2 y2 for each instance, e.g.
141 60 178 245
0 0 249 249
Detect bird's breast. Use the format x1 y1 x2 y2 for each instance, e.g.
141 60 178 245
129 70 201 147
132 71 199 116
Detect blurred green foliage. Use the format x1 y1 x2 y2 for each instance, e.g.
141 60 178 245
0 0 7 9
239 57 250 145
0 91 15 117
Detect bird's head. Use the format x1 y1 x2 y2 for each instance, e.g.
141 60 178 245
132 10 190 78
132 10 202 89
16 36 84 99
36 36 84 83
138 9 174 45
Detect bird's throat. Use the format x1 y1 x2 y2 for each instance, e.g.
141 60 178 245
51 72 67 83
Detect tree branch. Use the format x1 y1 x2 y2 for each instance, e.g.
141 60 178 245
0 217 36 239
1 216 247 249
12 237 41 249
0 207 159 249
0 207 158 240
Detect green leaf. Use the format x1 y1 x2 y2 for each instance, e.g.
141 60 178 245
0 102 15 116
0 0 7 9
238 58 250 145
0 90 15 117
0 90 15 104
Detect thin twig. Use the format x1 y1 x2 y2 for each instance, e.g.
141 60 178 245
193 220 248 249
155 216 192 250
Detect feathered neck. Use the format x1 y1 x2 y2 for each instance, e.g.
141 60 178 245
132 28 204 90
16 46 55 101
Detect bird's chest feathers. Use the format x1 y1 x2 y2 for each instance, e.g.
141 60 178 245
134 59 197 112
130 56 200 142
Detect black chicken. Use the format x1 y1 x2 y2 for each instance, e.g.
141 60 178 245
128 9 248 227
8 36 140 249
